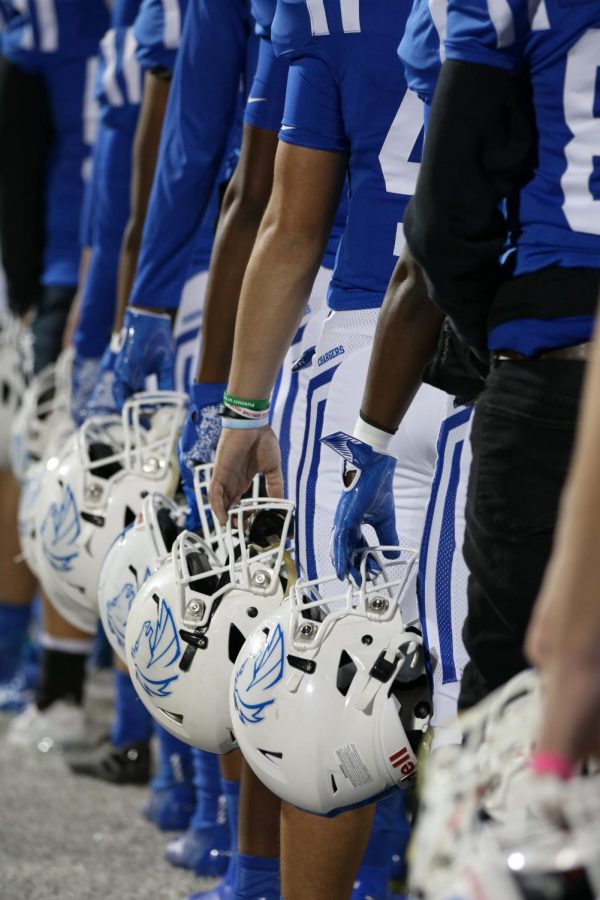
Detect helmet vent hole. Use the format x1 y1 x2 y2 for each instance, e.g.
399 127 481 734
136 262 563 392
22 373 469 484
159 709 183 725
228 624 247 664
330 774 338 794
157 507 183 552
124 505 136 529
336 651 358 697
2 382 10 404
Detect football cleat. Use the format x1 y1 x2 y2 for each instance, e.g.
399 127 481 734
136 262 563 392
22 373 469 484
165 824 231 877
125 498 295 752
34 391 187 633
230 547 431 816
7 700 86 750
68 738 151 784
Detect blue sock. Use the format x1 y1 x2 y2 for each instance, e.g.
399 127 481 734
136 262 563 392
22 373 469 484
109 670 154 747
390 792 412 883
222 778 240 852
190 750 225 831
152 725 194 791
0 602 32 682
233 853 279 900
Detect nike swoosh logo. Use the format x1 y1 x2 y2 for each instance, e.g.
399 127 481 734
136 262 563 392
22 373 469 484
280 124 295 131
248 97 266 103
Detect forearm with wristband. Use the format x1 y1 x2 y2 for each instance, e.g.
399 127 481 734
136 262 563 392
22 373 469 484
220 391 271 429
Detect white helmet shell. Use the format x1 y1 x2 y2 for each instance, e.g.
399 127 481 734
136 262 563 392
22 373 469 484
126 498 295 752
35 391 187 633
17 461 45 577
11 362 58 481
0 318 30 469
230 548 431 816
98 494 186 663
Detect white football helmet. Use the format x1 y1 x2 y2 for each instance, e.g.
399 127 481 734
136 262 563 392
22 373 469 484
230 547 432 816
35 391 187 633
0 317 31 469
17 461 46 577
97 462 242 663
408 669 541 899
126 497 295 753
11 362 59 482
98 494 188 663
432 773 600 900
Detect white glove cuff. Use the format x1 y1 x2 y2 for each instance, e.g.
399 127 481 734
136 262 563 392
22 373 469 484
353 416 397 457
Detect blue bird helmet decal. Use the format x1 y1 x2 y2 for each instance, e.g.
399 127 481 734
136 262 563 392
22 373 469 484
40 484 81 573
131 598 181 698
233 623 285 726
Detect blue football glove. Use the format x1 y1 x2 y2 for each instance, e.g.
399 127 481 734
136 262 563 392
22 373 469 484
177 381 226 526
322 431 399 583
86 339 120 419
70 353 103 426
112 308 175 411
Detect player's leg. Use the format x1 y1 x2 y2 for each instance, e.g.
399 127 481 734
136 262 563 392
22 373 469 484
68 654 153 783
459 358 585 709
287 311 444 900
418 396 473 748
8 592 93 747
0 57 51 707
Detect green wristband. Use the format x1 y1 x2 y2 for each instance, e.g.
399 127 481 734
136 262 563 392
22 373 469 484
223 391 270 412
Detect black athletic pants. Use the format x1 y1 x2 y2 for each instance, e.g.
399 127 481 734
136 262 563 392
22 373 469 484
458 358 585 709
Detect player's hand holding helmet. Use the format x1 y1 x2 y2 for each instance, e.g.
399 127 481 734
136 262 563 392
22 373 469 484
230 545 431 816
322 431 400 582
35 390 187 633
85 335 121 420
177 382 226 526
113 308 175 410
125 497 295 752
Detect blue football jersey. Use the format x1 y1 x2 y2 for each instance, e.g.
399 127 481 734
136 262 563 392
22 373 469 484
1 0 108 65
129 0 255 310
446 0 600 276
272 0 423 310
398 0 447 105
251 0 276 37
134 0 188 72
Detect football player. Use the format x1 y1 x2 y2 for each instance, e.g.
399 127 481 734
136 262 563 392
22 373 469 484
404 0 600 712
209 2 447 897
2 0 110 745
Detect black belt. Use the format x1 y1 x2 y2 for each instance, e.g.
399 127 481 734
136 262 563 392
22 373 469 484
491 342 591 364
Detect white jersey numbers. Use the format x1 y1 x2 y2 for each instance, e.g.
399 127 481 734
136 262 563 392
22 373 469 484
306 0 361 37
561 29 600 236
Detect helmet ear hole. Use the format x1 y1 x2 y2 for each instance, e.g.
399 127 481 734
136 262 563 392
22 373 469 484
156 507 183 552
88 442 123 480
123 505 136 529
228 624 246 664
336 650 358 697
